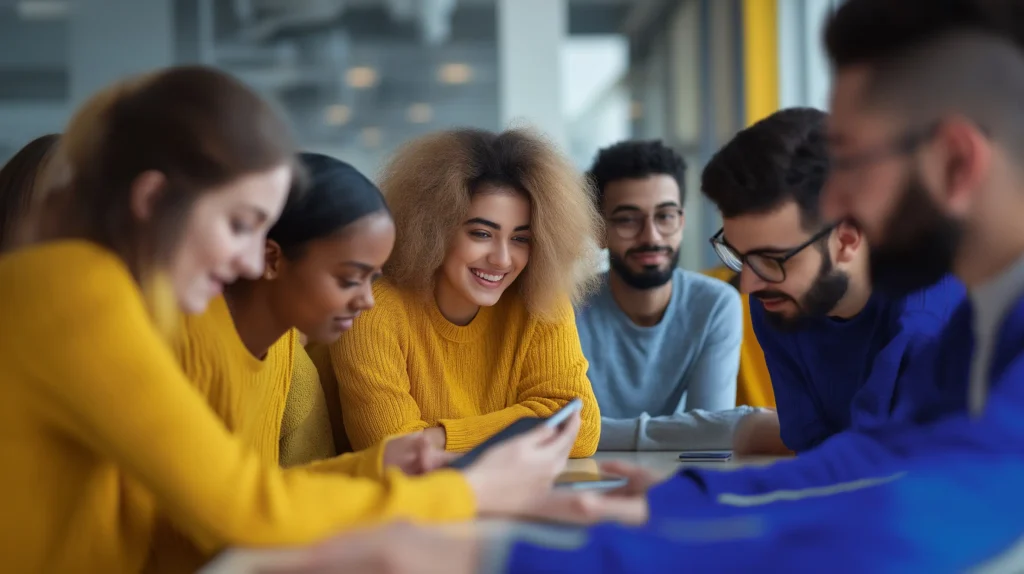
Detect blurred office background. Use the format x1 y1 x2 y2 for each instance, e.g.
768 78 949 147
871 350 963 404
0 0 841 269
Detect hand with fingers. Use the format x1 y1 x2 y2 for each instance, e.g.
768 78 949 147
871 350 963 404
381 431 459 475
516 460 660 526
461 411 582 517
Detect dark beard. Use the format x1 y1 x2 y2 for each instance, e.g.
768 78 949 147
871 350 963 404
754 249 850 331
869 170 962 296
609 246 681 290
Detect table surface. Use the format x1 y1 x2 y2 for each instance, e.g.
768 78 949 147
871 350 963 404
201 452 785 573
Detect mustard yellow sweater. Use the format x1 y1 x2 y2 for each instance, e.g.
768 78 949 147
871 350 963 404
148 298 342 573
330 278 601 455
0 241 475 573
280 344 337 466
702 266 776 408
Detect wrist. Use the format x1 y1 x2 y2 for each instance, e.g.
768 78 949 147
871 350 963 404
425 426 447 450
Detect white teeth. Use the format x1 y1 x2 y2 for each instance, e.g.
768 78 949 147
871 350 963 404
472 270 504 282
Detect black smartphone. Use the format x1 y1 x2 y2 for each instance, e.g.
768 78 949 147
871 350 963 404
445 398 582 470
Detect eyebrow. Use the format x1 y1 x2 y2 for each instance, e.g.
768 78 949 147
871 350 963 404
243 205 269 224
339 261 376 273
465 217 531 232
610 201 680 215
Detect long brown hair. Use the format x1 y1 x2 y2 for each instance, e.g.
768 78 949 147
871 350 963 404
379 127 602 320
33 66 298 286
0 134 59 251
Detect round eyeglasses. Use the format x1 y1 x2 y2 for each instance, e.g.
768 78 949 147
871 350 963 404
709 224 836 284
607 207 683 240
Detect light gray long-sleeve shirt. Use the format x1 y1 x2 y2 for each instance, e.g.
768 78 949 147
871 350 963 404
575 269 747 451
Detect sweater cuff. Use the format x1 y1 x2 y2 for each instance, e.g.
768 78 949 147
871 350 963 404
439 418 491 452
300 439 388 479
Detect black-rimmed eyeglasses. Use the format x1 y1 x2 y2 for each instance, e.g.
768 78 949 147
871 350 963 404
709 224 836 284
607 207 684 240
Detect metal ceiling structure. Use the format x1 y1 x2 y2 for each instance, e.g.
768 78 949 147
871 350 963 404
0 0 656 161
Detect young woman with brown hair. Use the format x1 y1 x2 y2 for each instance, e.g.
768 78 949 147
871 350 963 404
0 68 576 573
0 133 60 250
331 127 604 456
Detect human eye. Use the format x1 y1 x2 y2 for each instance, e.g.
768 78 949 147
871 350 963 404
336 276 361 289
230 217 257 235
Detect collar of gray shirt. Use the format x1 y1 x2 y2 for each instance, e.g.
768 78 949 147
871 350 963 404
967 255 1024 415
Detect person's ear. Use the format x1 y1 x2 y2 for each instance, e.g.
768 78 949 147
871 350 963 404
833 220 862 264
129 170 167 222
936 116 991 216
264 240 284 280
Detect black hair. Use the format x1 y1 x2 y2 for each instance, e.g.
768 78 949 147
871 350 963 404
824 0 1024 70
701 107 829 230
587 140 687 211
268 152 390 259
823 0 1024 157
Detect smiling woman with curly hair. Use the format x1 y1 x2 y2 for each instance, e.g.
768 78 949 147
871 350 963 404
330 127 603 456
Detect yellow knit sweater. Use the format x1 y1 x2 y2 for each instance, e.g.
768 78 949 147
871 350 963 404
280 344 337 466
330 278 601 456
0 241 476 574
148 298 340 573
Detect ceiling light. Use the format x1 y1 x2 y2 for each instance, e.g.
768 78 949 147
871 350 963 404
438 63 472 85
16 1 68 20
406 103 433 124
346 67 378 89
325 104 351 126
361 127 383 148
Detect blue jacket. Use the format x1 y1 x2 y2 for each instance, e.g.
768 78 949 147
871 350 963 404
499 291 1024 573
752 275 964 452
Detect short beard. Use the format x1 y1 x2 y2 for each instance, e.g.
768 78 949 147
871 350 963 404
869 169 962 296
756 249 850 331
609 247 680 290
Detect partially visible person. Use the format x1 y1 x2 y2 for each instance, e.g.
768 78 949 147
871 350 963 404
577 140 751 451
0 67 578 573
0 133 59 250
702 107 964 455
701 265 776 409
331 127 602 456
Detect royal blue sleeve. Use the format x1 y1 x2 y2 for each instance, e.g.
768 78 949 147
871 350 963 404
641 281 968 516
646 308 1024 523
851 276 966 429
503 456 1024 574
749 304 830 452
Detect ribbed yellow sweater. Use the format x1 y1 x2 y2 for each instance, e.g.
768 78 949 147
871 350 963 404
330 278 601 456
702 266 777 408
148 299 340 573
0 241 476 573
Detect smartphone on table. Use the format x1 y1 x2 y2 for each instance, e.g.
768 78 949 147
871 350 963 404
678 450 733 462
445 398 583 470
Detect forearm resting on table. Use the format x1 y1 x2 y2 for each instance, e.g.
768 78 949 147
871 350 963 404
599 407 758 451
